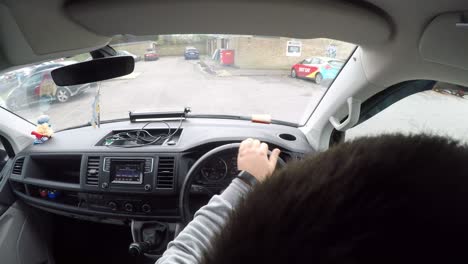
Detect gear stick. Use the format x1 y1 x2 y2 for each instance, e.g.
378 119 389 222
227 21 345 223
129 221 169 257
129 241 152 257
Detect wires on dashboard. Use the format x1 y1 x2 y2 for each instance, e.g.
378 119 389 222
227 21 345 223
104 118 184 148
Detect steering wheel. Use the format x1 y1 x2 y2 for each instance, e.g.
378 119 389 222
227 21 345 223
179 143 286 225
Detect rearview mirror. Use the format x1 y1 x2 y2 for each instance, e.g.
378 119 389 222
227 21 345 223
51 56 134 86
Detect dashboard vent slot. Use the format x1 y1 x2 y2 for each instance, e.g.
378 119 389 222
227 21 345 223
156 156 175 189
12 157 25 175
86 157 100 186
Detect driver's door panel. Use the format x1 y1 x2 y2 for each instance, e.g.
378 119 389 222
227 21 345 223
0 150 53 263
0 160 14 215
0 202 53 264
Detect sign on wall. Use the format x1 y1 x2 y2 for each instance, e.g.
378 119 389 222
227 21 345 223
286 40 302 57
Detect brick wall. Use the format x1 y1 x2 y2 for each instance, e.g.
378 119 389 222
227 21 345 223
157 43 207 56
113 42 207 57
113 41 156 56
229 37 355 69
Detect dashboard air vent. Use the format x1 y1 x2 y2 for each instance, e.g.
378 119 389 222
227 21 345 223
12 157 25 175
156 156 175 189
86 156 100 186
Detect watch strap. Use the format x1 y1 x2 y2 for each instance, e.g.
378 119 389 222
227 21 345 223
237 171 258 187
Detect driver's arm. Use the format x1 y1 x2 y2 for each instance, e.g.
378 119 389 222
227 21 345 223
156 139 280 264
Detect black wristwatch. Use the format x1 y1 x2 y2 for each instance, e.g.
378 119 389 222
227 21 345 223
237 171 259 187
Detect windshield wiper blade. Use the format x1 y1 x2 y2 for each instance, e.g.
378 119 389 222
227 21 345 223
57 112 298 132
187 114 298 127
58 108 191 132
129 107 191 122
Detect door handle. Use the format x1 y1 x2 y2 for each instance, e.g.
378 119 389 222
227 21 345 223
329 97 361 131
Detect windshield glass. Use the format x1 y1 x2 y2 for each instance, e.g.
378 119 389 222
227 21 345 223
0 35 356 130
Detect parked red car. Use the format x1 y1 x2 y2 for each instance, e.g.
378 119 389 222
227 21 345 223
144 49 159 61
291 56 344 84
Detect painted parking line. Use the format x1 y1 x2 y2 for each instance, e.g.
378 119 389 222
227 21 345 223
215 70 232 77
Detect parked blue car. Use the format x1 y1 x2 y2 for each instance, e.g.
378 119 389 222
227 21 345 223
184 47 200 60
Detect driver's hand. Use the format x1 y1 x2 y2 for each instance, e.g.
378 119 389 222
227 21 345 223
237 138 281 182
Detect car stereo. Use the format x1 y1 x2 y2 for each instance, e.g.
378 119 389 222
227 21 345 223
105 158 153 185
110 160 144 184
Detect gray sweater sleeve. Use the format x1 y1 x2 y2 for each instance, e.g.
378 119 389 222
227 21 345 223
156 178 251 264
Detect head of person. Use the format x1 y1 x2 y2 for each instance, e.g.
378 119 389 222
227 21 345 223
203 134 468 264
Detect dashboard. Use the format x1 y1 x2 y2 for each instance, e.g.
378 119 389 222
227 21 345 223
7 118 314 224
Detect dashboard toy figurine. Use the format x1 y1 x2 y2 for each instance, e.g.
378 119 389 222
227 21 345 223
31 115 54 145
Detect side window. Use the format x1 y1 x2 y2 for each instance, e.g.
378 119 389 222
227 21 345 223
302 59 312 64
329 60 344 68
24 74 41 86
346 81 468 144
311 58 321 64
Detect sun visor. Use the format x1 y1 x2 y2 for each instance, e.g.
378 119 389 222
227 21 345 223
420 12 468 70
66 0 392 45
0 2 109 72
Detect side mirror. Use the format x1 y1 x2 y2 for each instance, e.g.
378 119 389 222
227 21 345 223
51 56 134 86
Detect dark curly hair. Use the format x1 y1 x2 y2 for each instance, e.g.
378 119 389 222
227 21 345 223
203 134 468 264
